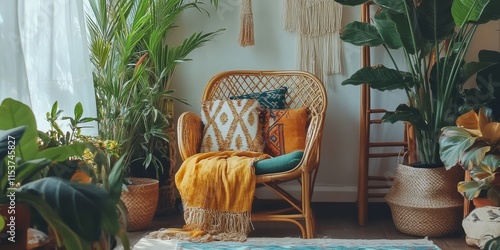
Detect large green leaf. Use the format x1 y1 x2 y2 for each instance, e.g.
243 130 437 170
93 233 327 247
382 104 427 130
374 9 403 49
0 98 39 161
463 61 498 84
333 0 370 6
341 66 413 91
0 126 26 160
418 0 455 41
374 0 407 13
389 5 422 54
481 154 500 172
340 21 383 47
452 0 500 26
36 142 86 162
476 50 500 94
484 236 500 249
439 126 488 170
3 192 91 250
457 180 482 199
19 177 119 242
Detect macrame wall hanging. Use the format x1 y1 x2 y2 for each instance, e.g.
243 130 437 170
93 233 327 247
283 0 343 84
239 0 255 47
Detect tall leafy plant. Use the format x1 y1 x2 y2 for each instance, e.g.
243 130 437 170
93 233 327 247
335 0 500 166
87 0 222 176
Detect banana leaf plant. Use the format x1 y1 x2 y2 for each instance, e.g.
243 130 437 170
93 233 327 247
87 0 223 178
439 108 500 205
334 0 500 166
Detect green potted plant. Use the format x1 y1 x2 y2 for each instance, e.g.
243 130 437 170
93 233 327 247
334 0 500 237
0 98 129 250
86 0 222 227
439 49 500 208
440 108 500 207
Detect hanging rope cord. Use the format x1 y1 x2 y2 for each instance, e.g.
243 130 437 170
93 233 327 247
239 0 255 47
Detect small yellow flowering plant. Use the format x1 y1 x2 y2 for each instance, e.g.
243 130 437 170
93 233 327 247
75 135 120 184
38 101 122 186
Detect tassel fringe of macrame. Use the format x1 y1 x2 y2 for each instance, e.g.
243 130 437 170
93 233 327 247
239 0 255 47
283 0 343 85
147 206 251 242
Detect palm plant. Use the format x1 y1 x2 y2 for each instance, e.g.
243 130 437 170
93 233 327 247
335 0 500 166
86 0 222 176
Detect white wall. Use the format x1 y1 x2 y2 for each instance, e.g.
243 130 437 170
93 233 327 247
171 0 500 202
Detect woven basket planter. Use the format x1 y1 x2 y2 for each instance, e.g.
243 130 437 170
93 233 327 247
385 164 463 237
121 177 159 231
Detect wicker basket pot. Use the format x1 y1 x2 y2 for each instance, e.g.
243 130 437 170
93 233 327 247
385 164 463 237
121 177 159 231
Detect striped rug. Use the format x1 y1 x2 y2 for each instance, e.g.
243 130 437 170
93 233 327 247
133 237 441 250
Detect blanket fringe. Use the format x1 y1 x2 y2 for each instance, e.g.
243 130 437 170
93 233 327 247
184 206 251 240
147 206 252 242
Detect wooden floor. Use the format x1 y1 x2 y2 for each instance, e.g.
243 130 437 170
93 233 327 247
125 202 476 250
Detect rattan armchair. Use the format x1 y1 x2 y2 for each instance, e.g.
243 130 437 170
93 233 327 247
177 70 327 239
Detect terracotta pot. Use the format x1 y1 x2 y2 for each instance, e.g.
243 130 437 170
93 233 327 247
0 203 30 250
473 198 496 208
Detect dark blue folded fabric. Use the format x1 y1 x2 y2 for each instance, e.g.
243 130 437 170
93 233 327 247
230 86 287 109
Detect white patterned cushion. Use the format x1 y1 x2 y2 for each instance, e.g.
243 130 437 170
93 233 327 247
200 99 264 153
463 206 500 248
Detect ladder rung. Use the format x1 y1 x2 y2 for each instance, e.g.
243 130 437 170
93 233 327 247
367 185 392 189
368 176 392 181
368 193 387 198
368 109 388 113
369 142 407 147
370 119 383 124
368 153 401 158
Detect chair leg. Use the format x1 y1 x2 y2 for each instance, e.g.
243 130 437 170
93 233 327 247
302 172 315 238
305 209 315 238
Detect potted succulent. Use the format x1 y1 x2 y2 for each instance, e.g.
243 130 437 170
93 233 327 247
334 0 500 237
0 98 129 250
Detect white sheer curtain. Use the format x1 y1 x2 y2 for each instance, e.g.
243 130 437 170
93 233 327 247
0 0 97 135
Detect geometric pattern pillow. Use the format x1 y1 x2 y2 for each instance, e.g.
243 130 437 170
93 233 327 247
200 99 264 153
261 107 309 156
229 86 288 110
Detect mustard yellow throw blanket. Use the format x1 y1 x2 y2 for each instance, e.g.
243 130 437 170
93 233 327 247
148 151 269 242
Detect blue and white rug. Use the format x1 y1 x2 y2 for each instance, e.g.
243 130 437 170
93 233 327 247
133 237 441 250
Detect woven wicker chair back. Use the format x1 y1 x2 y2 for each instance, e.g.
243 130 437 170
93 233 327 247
202 70 327 120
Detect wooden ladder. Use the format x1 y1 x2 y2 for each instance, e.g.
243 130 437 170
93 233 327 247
356 2 411 226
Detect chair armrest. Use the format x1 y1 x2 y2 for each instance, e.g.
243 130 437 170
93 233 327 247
177 111 203 161
301 114 324 173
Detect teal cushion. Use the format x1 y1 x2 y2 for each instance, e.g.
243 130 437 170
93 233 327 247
254 150 304 175
230 87 287 109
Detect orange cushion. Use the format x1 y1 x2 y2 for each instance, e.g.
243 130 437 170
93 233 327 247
262 107 308 156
